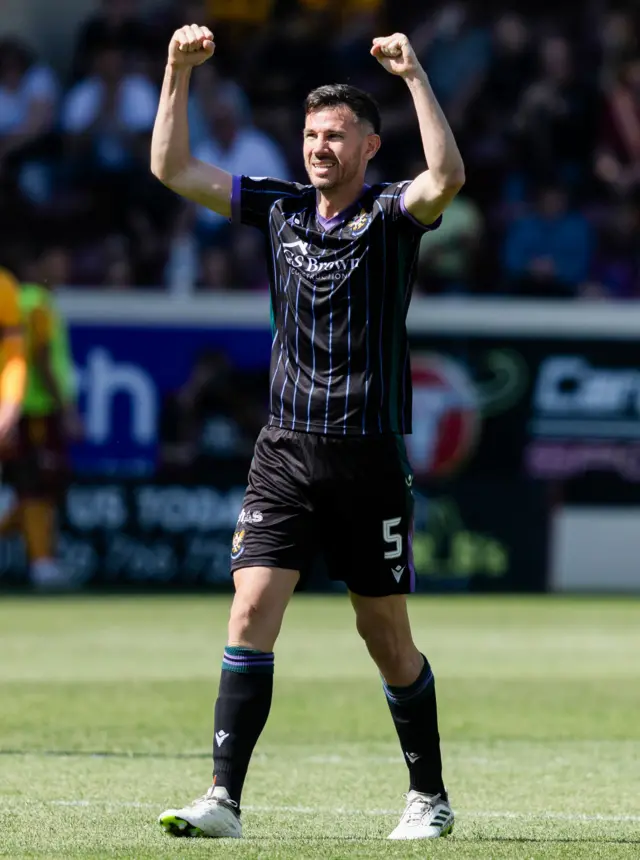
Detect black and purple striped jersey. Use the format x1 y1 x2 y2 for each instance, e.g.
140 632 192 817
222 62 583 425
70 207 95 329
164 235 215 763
231 175 441 436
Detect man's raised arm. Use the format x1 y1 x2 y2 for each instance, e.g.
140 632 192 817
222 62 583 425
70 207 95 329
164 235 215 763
151 24 232 217
371 33 465 226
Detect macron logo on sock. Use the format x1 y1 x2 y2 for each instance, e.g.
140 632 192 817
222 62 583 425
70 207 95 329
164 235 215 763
215 730 230 747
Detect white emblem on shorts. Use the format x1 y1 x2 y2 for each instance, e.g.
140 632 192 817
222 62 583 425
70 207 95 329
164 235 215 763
391 565 405 583
237 508 263 524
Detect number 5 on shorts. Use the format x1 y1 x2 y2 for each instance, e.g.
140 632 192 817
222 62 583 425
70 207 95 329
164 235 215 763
383 517 402 559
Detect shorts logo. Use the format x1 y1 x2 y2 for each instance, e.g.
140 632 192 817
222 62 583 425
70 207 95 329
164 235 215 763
237 508 263 525
231 529 246 561
391 565 405 583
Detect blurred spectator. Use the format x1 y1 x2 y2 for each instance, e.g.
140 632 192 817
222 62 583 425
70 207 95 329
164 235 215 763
590 199 640 299
198 248 233 291
230 229 269 291
61 44 158 235
373 3 488 174
468 14 534 165
417 194 484 294
0 39 59 204
503 185 592 297
295 0 381 17
415 2 492 127
164 205 199 294
514 36 596 191
1 1 639 297
103 238 136 290
158 349 267 477
71 0 148 81
62 44 157 173
597 10 638 89
25 245 71 289
188 63 251 150
192 92 290 245
483 13 534 119
331 6 382 92
128 209 168 286
244 9 335 112
206 0 275 24
595 57 640 198
201 0 276 75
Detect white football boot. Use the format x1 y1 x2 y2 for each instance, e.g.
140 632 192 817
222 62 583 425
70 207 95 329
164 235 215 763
158 785 242 838
387 790 455 839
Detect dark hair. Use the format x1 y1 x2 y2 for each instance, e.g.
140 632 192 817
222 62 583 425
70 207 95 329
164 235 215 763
304 84 381 135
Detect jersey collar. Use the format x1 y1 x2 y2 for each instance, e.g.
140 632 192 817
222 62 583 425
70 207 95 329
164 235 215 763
315 184 371 232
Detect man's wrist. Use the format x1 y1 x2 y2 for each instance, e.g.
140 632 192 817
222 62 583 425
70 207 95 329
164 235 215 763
166 61 193 76
403 67 429 88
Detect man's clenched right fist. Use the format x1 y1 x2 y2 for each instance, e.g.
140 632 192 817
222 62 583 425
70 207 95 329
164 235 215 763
169 24 215 68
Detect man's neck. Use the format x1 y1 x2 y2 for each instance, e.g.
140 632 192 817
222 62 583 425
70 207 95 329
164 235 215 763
316 178 367 220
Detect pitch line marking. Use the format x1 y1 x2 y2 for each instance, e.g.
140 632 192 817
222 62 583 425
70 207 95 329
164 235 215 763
43 801 640 823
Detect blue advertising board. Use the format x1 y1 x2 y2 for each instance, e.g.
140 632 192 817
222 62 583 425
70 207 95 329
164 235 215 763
0 311 551 593
69 324 273 474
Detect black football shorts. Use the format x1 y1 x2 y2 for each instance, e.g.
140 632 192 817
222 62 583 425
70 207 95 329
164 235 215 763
230 426 416 596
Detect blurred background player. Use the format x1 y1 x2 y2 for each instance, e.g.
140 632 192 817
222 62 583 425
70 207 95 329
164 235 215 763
0 247 80 589
0 265 26 447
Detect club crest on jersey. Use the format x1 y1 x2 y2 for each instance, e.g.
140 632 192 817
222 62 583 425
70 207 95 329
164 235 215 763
347 209 371 235
231 529 245 561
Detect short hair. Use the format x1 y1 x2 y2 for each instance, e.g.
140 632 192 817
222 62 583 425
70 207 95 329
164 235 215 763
304 84 381 135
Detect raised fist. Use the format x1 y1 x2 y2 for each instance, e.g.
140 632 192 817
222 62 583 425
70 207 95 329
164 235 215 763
371 33 420 78
169 24 215 68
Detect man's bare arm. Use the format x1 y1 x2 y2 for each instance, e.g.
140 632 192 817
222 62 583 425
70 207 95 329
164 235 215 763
150 24 232 216
372 34 465 225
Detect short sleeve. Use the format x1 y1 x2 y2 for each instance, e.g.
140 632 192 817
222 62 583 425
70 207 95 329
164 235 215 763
231 176 307 230
374 181 443 233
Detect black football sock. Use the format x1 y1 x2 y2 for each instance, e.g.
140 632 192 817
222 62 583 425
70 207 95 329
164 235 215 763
212 646 274 808
383 655 447 798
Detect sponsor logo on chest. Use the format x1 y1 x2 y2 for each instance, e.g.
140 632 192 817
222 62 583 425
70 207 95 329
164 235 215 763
281 238 365 283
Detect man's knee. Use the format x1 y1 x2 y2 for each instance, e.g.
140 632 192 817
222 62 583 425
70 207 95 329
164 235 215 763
229 592 271 641
228 566 298 651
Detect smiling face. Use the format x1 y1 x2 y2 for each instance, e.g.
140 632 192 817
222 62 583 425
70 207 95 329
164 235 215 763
303 105 379 191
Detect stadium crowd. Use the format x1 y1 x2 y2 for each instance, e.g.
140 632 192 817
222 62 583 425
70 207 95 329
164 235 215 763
1 0 640 298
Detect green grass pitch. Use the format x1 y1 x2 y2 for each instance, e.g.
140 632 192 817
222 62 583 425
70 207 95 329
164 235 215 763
0 593 639 859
